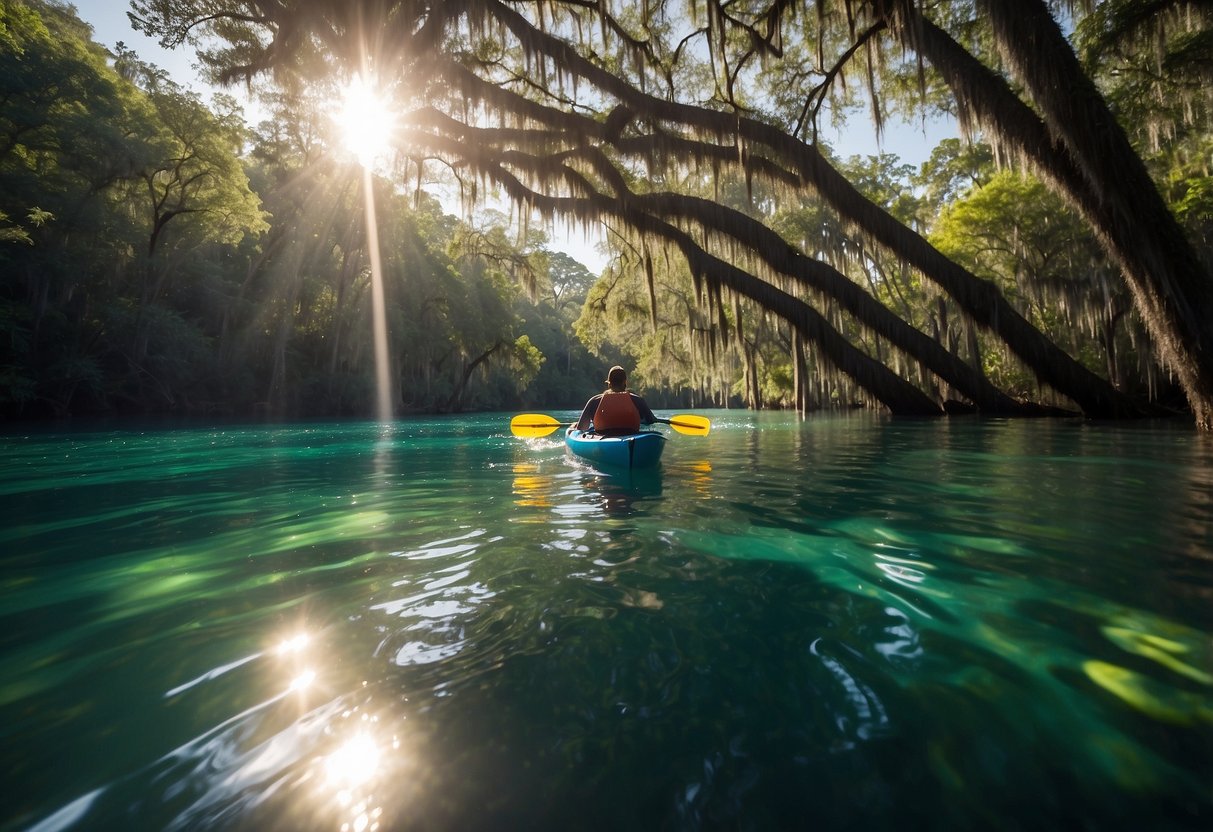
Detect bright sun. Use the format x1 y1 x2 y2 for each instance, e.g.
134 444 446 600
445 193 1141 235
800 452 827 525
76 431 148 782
338 75 395 168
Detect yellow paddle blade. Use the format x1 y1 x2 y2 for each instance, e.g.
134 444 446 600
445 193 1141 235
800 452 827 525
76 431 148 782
664 414 711 435
510 413 566 437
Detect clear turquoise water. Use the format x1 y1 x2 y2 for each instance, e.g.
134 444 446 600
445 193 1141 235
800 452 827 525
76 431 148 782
1 411 1210 831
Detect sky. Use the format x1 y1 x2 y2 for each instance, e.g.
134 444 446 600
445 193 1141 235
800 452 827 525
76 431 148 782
71 1 956 274
75 0 207 91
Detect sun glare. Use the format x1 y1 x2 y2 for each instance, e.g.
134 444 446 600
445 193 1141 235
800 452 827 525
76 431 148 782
278 632 311 655
338 75 395 168
326 732 382 788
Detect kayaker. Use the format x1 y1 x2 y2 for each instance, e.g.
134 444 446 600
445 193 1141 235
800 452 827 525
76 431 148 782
576 365 657 435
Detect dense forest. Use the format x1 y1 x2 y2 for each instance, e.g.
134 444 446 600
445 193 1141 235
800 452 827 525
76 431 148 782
0 0 610 419
2 0 1211 424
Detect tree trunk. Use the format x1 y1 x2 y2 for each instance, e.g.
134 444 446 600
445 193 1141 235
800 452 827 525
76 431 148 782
977 0 1213 428
875 0 1206 424
966 323 983 375
1103 302 1129 391
267 286 298 417
327 243 361 377
267 256 305 416
744 342 761 409
445 341 504 412
218 222 290 368
792 327 806 416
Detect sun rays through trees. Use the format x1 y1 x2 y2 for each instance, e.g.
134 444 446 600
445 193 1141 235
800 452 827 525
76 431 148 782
3 0 1210 422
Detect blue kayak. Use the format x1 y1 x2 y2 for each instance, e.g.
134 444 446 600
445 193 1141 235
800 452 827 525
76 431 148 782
565 427 666 468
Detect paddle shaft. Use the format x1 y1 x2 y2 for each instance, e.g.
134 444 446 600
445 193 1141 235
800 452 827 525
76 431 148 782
511 412 709 437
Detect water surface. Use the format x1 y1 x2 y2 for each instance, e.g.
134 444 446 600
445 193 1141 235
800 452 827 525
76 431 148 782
2 412 1210 830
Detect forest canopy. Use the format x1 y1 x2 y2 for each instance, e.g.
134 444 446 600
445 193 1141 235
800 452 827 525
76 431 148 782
3 0 1212 426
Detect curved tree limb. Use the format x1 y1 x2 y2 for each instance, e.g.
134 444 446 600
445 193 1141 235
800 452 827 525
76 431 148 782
401 120 942 413
476 0 1143 417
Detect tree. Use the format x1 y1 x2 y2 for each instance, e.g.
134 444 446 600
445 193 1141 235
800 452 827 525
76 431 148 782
867 0 1212 423
112 1 1213 425
3 0 615 419
111 52 268 367
545 250 596 310
1 0 156 413
931 168 1141 396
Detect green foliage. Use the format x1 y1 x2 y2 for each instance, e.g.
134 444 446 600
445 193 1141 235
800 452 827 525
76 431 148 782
1173 174 1213 225
4 0 1203 420
573 246 764 408
756 359 795 408
0 0 277 417
510 334 544 387
929 167 1142 396
916 139 995 216
512 266 603 408
1077 0 1213 250
0 207 47 243
545 251 597 308
844 153 926 228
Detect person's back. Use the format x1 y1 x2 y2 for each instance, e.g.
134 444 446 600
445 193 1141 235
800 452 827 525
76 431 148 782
592 389 642 435
576 365 656 434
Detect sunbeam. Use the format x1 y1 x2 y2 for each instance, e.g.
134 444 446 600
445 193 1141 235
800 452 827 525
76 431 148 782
335 72 396 423
362 164 393 423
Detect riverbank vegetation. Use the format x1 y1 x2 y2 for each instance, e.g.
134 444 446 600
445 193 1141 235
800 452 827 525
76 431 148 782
2 1 1210 424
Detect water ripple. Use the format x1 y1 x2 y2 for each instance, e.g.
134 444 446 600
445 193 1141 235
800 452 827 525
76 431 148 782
3 414 1210 831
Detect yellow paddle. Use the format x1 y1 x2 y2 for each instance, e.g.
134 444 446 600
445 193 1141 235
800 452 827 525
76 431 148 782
655 415 711 435
510 414 569 437
510 413 711 437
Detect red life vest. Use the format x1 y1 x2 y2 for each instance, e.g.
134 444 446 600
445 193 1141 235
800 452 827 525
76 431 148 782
593 391 641 433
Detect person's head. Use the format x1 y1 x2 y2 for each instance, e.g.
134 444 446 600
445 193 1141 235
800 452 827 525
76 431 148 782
605 365 627 391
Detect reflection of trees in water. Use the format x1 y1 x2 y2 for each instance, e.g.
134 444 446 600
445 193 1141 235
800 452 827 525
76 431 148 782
1177 435 1213 603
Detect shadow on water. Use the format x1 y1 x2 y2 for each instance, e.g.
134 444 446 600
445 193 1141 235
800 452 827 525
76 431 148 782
576 464 664 516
